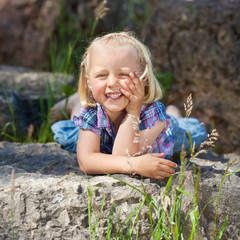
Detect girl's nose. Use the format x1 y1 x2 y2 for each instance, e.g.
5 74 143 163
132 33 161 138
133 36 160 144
107 75 119 87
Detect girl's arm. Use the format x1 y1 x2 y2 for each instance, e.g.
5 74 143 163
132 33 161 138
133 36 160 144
113 72 166 156
112 72 144 155
77 129 177 179
112 117 166 156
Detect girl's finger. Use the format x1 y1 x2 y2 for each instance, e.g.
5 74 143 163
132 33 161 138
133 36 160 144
127 73 142 95
135 72 145 89
120 79 132 94
151 152 165 158
162 160 178 169
156 171 173 179
121 78 139 99
120 87 132 99
129 72 144 95
151 153 178 168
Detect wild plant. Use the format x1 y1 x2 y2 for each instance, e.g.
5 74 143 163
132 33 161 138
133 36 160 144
49 0 109 75
0 87 24 142
86 94 240 239
155 72 173 97
1 77 60 143
121 0 149 30
11 170 15 240
40 0 109 140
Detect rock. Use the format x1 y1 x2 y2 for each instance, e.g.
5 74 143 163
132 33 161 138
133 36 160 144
193 152 240 237
0 0 60 69
0 90 28 137
0 0 143 69
143 0 240 154
0 65 75 100
0 65 75 138
57 209 71 227
0 141 239 239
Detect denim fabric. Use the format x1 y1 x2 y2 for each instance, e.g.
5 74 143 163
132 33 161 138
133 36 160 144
170 116 207 153
51 120 79 152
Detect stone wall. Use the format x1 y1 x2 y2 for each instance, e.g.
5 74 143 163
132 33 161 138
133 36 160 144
0 142 239 239
142 0 240 154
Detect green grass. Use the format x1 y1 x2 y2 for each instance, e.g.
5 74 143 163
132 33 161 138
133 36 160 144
1 88 17 141
155 72 173 97
86 140 239 240
85 95 239 239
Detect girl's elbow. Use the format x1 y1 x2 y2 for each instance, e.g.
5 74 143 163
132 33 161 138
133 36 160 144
77 153 99 174
77 152 90 173
79 162 86 173
78 160 90 173
77 156 89 173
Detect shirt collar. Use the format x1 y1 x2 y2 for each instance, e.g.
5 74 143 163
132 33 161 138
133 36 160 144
96 103 115 136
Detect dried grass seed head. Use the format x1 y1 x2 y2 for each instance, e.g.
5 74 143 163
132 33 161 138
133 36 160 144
94 0 109 20
184 93 193 118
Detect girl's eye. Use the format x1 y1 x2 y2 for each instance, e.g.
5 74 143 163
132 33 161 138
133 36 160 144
97 74 107 78
119 73 129 77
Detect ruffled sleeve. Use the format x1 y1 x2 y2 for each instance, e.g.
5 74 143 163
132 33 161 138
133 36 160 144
73 106 101 136
139 101 170 131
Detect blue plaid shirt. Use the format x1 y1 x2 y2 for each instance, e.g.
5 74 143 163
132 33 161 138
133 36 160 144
73 102 175 158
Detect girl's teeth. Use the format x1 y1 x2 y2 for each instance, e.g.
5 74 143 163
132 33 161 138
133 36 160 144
107 94 122 99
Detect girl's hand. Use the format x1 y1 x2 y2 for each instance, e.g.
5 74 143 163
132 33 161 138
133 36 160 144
120 72 145 115
133 153 177 179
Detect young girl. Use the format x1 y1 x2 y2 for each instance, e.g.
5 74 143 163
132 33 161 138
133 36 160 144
51 32 207 180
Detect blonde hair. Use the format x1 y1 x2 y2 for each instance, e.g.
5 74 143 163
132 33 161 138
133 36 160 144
78 32 163 107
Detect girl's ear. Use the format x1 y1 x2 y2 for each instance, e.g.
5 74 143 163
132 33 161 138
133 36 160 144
87 78 92 90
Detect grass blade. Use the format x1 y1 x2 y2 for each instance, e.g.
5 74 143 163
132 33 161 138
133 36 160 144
176 188 194 199
165 175 173 194
105 204 114 239
119 198 145 234
216 212 229 240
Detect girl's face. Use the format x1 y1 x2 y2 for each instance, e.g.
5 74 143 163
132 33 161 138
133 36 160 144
87 43 140 119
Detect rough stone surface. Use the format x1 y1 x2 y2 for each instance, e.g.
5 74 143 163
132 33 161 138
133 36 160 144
0 142 239 239
0 65 74 99
0 89 29 136
0 65 74 137
143 0 240 154
0 0 60 69
0 0 141 69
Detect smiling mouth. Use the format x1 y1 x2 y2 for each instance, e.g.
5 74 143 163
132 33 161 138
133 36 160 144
106 93 123 100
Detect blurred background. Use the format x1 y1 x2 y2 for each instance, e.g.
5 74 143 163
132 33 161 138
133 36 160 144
0 0 239 154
